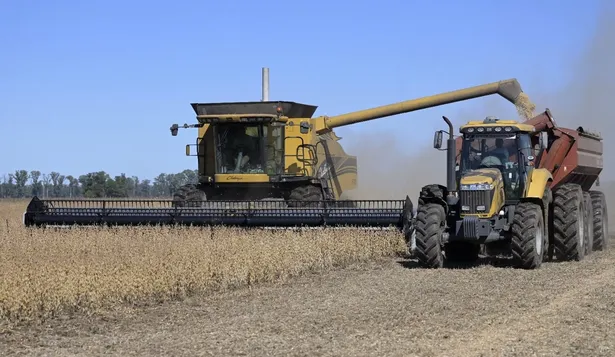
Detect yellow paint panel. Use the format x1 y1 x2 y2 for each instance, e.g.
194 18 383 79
524 168 552 199
214 174 270 183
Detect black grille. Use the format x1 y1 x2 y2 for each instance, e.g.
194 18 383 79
460 189 494 214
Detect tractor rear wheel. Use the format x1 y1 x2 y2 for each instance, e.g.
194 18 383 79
511 201 545 269
414 203 445 268
552 183 586 261
590 190 609 251
287 185 324 208
172 184 207 207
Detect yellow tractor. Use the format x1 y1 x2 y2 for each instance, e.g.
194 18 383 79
415 109 606 269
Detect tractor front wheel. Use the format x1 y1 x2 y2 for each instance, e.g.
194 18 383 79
511 201 545 269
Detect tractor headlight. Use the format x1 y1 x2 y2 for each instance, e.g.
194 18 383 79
460 184 494 190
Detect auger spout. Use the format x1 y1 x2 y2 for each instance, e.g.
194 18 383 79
316 79 524 133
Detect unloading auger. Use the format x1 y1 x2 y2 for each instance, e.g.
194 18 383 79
23 76 529 234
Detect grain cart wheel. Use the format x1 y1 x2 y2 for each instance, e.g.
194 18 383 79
553 183 586 261
583 192 594 255
511 202 545 269
172 184 207 208
287 185 324 208
544 187 554 262
414 203 445 268
589 190 609 251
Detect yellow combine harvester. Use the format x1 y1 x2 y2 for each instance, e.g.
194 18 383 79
168 69 526 210
24 70 532 233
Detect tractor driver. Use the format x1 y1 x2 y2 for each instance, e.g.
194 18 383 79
489 138 511 165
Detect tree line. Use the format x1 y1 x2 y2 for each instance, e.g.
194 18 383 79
0 169 199 198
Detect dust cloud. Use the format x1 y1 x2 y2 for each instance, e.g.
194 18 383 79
343 2 614 214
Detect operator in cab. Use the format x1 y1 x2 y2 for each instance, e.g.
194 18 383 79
481 138 511 167
225 125 260 171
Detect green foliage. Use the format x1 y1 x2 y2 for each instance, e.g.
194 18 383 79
0 169 199 198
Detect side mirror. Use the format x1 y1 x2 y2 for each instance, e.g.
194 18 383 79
185 144 191 156
539 131 548 150
433 131 443 149
170 124 179 136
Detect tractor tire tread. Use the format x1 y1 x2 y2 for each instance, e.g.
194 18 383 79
552 183 585 261
511 201 544 269
590 190 609 251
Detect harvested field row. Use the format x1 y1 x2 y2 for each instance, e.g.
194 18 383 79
0 200 407 326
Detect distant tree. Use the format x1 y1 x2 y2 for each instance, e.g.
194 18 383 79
13 170 29 197
78 171 110 198
0 168 201 198
30 170 42 196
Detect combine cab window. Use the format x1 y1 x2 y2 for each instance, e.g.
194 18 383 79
263 125 284 175
215 123 284 175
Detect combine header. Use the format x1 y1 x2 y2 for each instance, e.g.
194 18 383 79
23 70 532 235
23 197 413 230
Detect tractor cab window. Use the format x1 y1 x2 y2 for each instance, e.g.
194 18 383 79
215 123 284 175
460 134 524 200
461 135 518 170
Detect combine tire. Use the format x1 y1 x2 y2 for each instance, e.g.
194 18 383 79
511 201 545 269
583 192 594 255
590 190 609 251
552 183 585 261
418 184 445 204
172 184 207 207
287 185 324 208
414 203 445 268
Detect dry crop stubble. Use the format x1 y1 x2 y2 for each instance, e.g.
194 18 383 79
0 199 407 326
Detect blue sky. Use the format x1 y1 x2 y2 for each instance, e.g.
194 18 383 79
0 0 603 180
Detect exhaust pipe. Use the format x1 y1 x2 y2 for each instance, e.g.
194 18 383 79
442 116 458 206
261 67 269 101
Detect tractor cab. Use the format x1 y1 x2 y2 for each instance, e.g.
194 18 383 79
456 118 536 204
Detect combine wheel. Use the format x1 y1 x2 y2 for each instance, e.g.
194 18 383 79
589 190 609 251
287 185 324 208
414 203 445 268
552 183 585 261
511 202 545 269
172 184 207 207
583 192 594 255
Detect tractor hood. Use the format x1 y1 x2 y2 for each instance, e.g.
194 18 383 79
459 168 502 189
